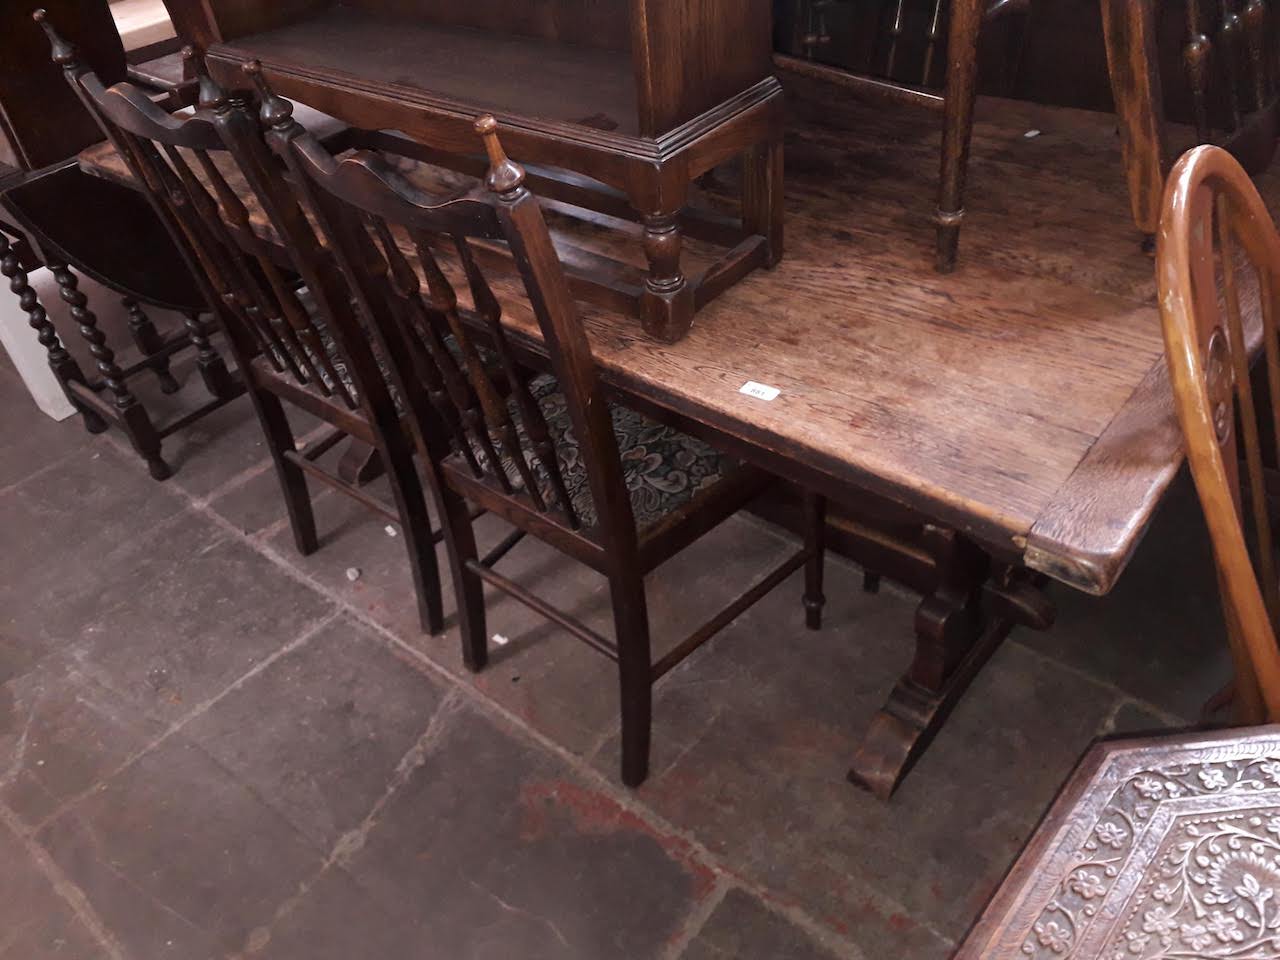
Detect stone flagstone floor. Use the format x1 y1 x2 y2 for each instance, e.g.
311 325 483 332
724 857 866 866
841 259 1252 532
0 274 1228 959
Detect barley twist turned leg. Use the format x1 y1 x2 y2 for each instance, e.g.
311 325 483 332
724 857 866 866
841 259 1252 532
0 236 104 432
51 261 169 479
183 310 235 399
124 297 180 394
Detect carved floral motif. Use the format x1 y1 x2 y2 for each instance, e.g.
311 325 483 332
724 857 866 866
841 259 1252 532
1018 751 1280 959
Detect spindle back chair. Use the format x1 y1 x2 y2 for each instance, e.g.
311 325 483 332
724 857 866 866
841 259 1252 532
778 0 1028 272
255 67 827 786
37 12 446 634
1178 1 1278 171
1157 143 1280 723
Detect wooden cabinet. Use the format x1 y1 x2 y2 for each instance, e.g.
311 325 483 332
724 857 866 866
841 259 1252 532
163 0 785 341
0 0 126 172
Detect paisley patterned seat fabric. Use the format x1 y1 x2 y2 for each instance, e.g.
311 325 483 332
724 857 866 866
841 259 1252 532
513 374 731 531
269 306 730 532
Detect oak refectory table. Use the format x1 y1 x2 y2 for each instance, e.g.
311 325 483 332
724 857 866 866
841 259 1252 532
79 71 1264 798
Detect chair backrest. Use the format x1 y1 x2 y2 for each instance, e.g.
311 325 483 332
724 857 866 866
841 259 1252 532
1157 142 1280 723
35 10 365 413
1180 1 1276 145
246 65 637 547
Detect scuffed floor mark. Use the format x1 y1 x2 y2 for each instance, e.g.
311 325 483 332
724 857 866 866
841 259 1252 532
237 688 465 957
517 777 718 902
466 876 572 950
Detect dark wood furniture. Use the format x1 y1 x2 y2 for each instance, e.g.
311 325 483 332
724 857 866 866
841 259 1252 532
777 0 1278 266
1102 0 1279 243
954 726 1280 959
82 73 1265 797
39 17 452 633
259 67 825 786
2 0 243 479
158 0 784 343
1156 143 1280 723
775 0 1030 271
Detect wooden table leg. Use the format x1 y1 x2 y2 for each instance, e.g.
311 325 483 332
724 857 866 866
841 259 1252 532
338 437 383 486
848 528 1055 799
1100 0 1168 239
640 210 695 343
742 136 784 267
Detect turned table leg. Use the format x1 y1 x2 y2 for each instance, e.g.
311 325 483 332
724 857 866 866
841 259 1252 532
935 0 983 273
0 232 80 422
51 260 170 479
183 310 236 400
1100 0 1168 241
640 212 695 343
124 297 180 394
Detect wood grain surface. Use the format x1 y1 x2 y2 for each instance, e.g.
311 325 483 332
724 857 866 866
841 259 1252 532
79 74 1280 595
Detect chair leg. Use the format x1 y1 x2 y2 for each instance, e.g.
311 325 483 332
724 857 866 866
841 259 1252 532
251 389 318 556
439 487 487 671
935 0 983 272
803 491 826 630
609 567 653 787
379 432 445 636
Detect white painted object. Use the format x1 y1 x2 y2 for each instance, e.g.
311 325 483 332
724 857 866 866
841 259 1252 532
491 633 510 646
0 267 76 420
345 567 361 582
739 380 780 402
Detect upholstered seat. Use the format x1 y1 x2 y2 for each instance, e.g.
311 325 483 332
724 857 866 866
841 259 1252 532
441 372 731 532
524 374 730 531
280 308 728 533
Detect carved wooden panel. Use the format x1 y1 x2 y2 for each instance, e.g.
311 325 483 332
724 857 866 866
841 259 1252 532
956 727 1280 959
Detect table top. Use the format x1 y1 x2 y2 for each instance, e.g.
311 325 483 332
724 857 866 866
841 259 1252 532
79 74 1277 595
954 724 1280 959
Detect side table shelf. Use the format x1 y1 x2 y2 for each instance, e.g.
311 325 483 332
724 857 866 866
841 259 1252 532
166 1 785 341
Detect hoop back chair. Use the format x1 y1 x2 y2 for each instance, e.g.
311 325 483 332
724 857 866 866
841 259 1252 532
36 13 447 634
1157 143 1280 724
252 67 827 786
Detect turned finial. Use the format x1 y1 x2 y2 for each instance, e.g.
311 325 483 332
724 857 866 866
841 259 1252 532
185 46 227 112
242 60 294 129
474 115 525 198
32 9 78 70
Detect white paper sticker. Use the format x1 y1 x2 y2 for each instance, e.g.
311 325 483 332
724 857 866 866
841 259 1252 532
739 380 780 401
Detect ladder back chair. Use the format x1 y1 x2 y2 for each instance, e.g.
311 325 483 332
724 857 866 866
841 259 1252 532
778 0 1029 271
36 13 447 635
254 68 828 787
1157 143 1280 724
